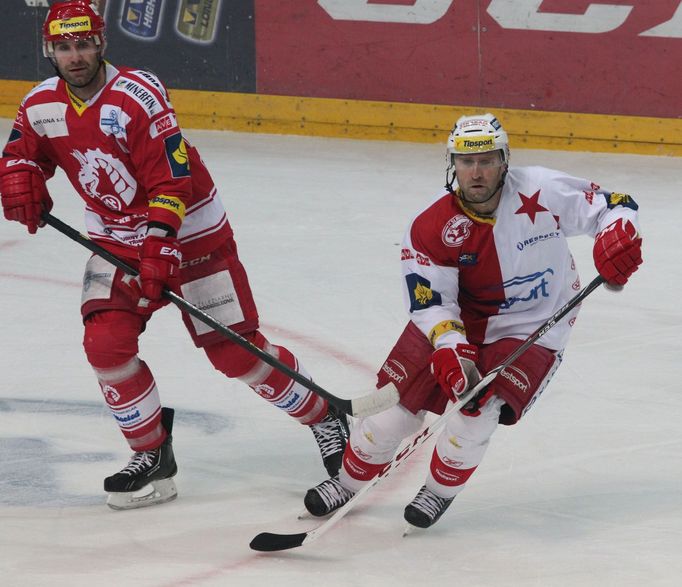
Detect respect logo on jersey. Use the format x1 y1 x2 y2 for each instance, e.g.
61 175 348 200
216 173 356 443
516 231 560 251
406 273 442 312
164 133 191 178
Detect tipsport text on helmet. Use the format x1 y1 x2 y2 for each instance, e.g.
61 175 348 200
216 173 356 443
42 1 107 59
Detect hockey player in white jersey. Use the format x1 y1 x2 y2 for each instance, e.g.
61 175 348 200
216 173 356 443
304 113 643 529
0 1 349 510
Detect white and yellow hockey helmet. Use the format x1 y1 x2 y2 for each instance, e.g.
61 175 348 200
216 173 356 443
446 113 510 165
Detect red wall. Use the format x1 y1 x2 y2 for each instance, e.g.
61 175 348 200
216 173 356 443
255 0 682 118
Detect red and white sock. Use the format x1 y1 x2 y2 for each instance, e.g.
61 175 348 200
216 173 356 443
340 444 388 491
426 448 477 499
241 343 326 425
94 357 165 451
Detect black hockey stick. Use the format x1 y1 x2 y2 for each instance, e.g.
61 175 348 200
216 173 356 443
249 274 605 551
42 213 399 418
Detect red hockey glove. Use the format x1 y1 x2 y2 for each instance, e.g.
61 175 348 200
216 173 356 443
0 159 53 234
140 233 182 300
131 233 182 313
593 219 642 286
431 343 480 402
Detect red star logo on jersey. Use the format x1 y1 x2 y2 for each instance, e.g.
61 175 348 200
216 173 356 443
515 190 548 224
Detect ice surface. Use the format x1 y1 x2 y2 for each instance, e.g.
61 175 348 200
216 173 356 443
1 117 680 586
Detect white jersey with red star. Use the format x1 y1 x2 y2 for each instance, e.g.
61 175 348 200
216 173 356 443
2 63 230 260
401 166 640 352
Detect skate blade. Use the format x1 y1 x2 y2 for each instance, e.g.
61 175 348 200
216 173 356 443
402 523 419 537
107 478 178 511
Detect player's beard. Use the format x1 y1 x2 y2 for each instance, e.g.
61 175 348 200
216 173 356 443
61 58 103 90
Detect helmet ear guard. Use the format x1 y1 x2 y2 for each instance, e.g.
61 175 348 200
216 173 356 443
42 1 107 59
445 113 510 194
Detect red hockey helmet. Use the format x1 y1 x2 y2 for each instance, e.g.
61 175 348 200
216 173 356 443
42 1 107 58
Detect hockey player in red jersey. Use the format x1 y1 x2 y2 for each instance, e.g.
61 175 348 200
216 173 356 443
304 113 643 529
0 1 348 510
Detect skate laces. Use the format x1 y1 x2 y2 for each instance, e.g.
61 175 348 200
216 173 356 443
310 413 348 459
119 450 157 476
410 486 450 520
314 476 355 510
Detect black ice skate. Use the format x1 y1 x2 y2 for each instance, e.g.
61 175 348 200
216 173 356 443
403 485 454 529
304 475 356 517
309 405 350 477
104 407 178 510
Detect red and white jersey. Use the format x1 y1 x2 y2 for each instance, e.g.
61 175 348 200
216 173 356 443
401 166 640 352
2 63 230 259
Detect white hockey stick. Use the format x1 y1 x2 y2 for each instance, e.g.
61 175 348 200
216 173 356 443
249 275 605 551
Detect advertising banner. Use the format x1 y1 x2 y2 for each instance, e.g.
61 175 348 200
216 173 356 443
254 0 682 118
2 0 255 92
5 1 679 118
